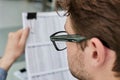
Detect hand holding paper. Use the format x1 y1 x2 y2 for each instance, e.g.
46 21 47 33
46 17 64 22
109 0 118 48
0 28 29 71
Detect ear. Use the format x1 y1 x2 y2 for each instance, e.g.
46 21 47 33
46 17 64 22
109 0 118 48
87 38 107 67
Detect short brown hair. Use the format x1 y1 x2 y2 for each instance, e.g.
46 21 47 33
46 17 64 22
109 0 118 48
56 0 120 76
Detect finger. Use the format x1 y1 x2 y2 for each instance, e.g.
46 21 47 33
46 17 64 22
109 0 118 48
8 32 14 38
8 29 22 39
16 29 23 34
16 29 23 38
19 27 30 47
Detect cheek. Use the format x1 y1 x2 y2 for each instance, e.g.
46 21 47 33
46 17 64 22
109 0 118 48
66 42 85 76
66 42 77 57
66 42 81 58
66 42 82 67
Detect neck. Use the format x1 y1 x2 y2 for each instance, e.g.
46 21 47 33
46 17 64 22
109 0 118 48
93 72 120 80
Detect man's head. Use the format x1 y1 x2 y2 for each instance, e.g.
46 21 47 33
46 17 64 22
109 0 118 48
56 0 120 80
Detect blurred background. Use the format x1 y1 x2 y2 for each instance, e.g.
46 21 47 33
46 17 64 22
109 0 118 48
0 0 56 79
0 0 55 57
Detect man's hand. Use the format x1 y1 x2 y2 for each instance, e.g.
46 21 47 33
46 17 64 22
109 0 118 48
0 27 29 71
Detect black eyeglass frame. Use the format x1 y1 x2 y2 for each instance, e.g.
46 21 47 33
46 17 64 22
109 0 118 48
50 31 87 51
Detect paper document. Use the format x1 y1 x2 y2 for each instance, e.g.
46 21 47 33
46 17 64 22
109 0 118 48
22 11 77 80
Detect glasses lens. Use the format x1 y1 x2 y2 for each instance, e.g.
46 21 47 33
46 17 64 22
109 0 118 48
55 41 66 50
55 31 67 50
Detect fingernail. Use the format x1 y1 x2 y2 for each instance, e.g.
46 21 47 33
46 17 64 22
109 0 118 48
23 26 29 30
26 27 30 31
25 27 29 30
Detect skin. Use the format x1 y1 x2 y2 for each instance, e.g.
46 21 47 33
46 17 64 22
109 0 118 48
0 27 29 71
65 16 119 80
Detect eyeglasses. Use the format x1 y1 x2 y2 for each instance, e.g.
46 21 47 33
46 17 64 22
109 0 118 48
50 31 87 51
50 31 111 51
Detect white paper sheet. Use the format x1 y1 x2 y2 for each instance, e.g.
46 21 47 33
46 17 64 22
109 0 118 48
22 11 77 80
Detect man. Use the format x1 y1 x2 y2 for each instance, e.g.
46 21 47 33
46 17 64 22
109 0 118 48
0 0 120 80
53 0 120 80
